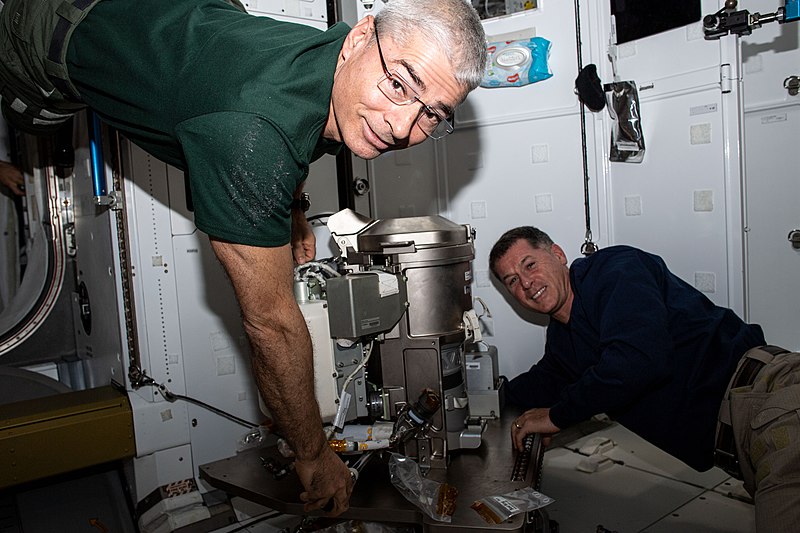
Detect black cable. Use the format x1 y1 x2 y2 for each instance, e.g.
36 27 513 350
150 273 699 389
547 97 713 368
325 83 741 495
160 388 260 429
574 0 598 256
117 377 260 429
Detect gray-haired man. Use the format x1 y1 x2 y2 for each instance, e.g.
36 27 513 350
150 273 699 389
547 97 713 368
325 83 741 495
0 0 486 514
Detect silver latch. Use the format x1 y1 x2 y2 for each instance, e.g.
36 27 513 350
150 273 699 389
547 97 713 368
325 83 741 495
788 229 800 249
784 76 800 96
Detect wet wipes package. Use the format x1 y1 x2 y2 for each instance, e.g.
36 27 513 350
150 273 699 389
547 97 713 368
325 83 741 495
481 37 552 88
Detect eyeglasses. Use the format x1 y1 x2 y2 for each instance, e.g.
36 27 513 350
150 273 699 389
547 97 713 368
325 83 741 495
374 27 455 140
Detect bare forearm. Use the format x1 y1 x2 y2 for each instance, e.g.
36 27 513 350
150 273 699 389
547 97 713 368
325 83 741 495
246 319 326 460
210 232 351 515
292 181 305 199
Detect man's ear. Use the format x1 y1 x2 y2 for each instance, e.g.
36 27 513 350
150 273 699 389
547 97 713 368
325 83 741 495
551 244 568 265
339 15 374 63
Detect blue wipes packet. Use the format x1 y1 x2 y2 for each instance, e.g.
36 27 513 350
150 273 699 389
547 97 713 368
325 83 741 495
481 37 552 88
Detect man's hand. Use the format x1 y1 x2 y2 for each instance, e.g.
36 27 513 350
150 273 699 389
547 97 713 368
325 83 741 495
291 209 316 264
209 239 351 515
0 161 24 196
296 446 354 515
511 407 561 451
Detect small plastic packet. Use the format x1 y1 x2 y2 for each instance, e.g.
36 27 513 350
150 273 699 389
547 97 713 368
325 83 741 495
471 487 555 524
388 453 458 522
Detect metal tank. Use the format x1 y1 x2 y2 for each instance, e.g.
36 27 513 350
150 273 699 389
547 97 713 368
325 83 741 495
328 210 483 469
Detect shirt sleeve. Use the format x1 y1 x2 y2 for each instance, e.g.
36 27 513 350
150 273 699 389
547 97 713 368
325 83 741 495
175 112 307 247
548 252 674 429
505 335 577 408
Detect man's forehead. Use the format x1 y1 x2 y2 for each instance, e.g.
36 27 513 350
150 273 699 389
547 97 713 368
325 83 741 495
509 239 538 254
507 242 552 262
384 36 464 111
498 244 531 271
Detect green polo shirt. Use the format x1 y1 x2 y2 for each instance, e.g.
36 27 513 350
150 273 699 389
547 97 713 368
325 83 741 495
66 0 348 246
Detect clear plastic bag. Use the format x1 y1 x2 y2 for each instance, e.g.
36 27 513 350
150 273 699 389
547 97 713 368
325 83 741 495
388 453 458 522
471 486 555 524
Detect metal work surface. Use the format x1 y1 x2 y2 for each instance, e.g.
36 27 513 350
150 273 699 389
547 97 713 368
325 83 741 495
200 411 535 531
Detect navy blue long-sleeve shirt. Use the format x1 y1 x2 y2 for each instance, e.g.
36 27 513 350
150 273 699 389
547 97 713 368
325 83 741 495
506 246 765 471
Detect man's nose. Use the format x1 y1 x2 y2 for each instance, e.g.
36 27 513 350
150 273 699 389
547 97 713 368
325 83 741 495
387 104 421 140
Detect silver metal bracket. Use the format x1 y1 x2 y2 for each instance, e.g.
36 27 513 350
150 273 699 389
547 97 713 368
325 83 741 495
94 190 123 210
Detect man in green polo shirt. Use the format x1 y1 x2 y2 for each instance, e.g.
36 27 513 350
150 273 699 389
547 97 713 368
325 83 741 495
0 0 486 515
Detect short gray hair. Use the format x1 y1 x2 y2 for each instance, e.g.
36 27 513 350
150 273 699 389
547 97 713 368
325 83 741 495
374 0 486 93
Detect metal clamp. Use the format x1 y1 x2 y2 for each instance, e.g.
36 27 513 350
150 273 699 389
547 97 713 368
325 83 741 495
94 190 123 210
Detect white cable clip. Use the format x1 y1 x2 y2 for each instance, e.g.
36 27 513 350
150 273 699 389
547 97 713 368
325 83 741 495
462 309 482 344
333 390 352 432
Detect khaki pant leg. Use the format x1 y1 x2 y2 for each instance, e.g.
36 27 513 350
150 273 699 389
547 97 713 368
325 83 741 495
748 386 800 532
730 352 800 533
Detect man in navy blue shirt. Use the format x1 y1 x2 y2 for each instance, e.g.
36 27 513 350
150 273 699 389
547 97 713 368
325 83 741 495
489 226 799 532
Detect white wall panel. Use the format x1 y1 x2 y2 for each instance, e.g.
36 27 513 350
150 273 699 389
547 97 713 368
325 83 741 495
608 88 733 307
744 103 800 350
740 0 800 350
741 0 800 109
172 232 264 471
245 0 328 29
124 145 187 400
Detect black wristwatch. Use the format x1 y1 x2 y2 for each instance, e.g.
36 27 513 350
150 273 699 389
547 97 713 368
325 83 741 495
290 192 311 213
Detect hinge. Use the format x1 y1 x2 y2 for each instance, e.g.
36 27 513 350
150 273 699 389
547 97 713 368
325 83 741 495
720 63 733 93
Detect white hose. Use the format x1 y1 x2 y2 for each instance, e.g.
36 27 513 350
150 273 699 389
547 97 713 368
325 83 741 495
340 340 374 402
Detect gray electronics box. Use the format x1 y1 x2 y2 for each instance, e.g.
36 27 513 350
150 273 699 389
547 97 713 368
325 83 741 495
326 272 407 338
465 344 504 418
